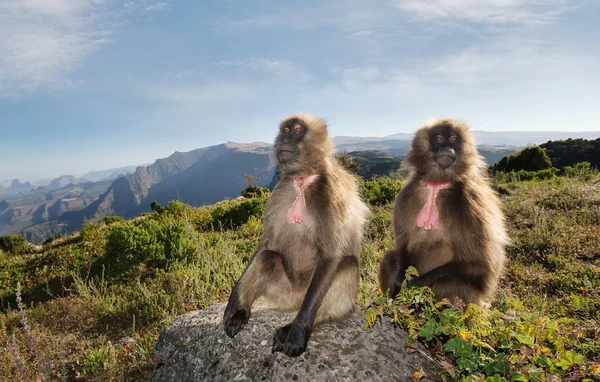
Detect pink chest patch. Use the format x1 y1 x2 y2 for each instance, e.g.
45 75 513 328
287 175 318 224
416 181 451 231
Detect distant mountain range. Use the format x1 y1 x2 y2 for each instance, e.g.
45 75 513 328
3 130 598 244
381 130 600 146
1 164 142 196
80 164 144 183
20 143 274 243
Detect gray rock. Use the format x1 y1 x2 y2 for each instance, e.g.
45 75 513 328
153 302 432 381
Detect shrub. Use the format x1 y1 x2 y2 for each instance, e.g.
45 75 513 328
564 161 596 180
150 201 164 214
0 235 31 256
0 200 8 210
491 146 553 173
77 343 116 376
361 177 402 206
81 220 106 259
101 216 125 225
203 196 269 231
164 200 194 216
240 186 269 199
102 215 198 279
501 168 559 182
42 234 63 245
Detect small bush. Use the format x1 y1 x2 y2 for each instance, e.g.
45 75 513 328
42 234 63 245
81 220 106 259
101 216 125 225
503 168 559 182
203 196 268 231
0 235 31 256
102 215 198 278
361 177 402 206
240 186 270 199
77 343 116 376
150 201 164 214
491 146 553 173
564 162 596 180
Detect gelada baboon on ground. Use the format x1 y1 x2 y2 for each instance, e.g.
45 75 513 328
379 119 508 306
224 114 369 357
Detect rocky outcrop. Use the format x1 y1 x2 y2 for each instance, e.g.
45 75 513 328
153 302 432 382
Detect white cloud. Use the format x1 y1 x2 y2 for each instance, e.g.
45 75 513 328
215 58 296 75
125 0 172 12
394 0 573 25
0 0 115 96
137 82 256 111
144 2 171 12
0 0 171 97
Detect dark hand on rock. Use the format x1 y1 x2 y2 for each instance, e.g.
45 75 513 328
272 322 311 357
223 308 249 338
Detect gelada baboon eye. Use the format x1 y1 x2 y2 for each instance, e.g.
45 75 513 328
436 135 445 143
449 135 457 143
283 127 290 133
294 124 301 132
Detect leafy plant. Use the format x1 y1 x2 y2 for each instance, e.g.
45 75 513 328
363 268 596 381
361 177 402 206
0 235 31 257
491 146 553 173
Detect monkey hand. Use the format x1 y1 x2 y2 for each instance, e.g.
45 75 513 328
272 322 311 357
406 276 426 288
223 307 250 338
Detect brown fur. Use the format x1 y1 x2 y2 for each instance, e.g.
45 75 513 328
224 114 369 356
379 119 508 306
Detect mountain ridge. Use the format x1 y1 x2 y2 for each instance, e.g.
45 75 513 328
21 142 274 243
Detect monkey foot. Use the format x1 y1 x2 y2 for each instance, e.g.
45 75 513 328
272 323 310 357
223 308 249 338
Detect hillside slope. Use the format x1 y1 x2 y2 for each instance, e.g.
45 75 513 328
1 173 598 381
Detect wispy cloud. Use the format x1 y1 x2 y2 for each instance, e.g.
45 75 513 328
125 0 172 12
215 58 297 75
138 82 254 110
135 57 312 110
212 1 388 32
394 0 574 26
0 0 115 96
0 0 171 97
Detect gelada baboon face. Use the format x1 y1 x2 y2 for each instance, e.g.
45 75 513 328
275 117 308 165
427 123 463 170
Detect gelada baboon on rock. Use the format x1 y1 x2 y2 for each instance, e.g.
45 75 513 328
379 119 508 306
223 114 369 357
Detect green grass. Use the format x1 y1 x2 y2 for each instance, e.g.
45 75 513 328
1 175 599 381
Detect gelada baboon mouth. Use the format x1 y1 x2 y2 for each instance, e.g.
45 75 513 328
436 155 455 169
278 149 295 161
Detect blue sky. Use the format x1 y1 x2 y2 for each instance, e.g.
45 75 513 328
1 0 599 181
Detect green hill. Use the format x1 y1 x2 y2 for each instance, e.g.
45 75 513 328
1 171 599 381
541 138 600 170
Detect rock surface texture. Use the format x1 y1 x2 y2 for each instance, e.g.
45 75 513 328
153 302 431 381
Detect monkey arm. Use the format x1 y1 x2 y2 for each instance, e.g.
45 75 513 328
296 256 340 327
392 245 409 295
223 242 271 338
272 253 342 357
